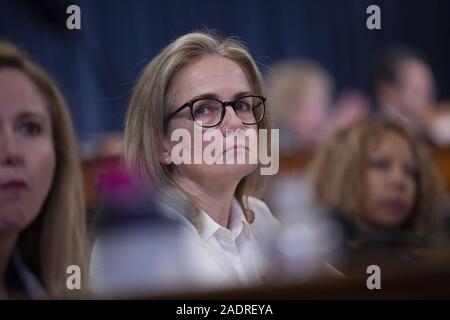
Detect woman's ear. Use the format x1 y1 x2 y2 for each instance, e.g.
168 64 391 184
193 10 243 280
160 143 172 165
160 151 172 165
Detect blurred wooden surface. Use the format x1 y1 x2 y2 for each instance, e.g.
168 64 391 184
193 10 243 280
433 147 450 190
147 251 450 299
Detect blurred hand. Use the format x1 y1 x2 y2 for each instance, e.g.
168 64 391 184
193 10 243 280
331 89 370 132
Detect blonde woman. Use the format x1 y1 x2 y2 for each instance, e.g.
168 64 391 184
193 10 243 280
91 31 278 291
267 59 335 152
310 117 447 267
0 42 88 298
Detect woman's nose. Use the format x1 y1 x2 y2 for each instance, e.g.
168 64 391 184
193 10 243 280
0 129 24 166
220 106 244 132
388 166 407 190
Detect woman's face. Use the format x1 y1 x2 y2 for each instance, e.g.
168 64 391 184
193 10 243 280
288 84 330 148
361 132 417 229
164 56 258 186
0 68 55 232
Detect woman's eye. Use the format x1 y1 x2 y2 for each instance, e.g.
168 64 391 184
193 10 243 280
18 121 43 136
404 165 418 178
193 104 218 118
235 101 251 112
193 106 210 117
369 159 390 170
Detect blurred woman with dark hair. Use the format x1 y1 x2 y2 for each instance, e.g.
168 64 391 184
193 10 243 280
310 117 448 270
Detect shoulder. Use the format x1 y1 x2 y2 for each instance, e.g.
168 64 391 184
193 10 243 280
9 249 47 299
245 196 280 233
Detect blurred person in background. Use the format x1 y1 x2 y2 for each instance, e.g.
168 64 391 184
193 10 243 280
0 42 89 299
268 60 334 153
268 59 369 154
90 31 279 294
372 46 450 146
264 60 368 219
310 117 449 275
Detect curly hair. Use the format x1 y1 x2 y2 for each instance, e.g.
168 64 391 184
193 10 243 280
311 117 447 239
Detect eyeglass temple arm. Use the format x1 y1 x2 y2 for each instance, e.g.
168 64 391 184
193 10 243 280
164 102 190 124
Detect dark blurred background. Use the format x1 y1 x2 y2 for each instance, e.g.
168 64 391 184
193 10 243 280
1 0 449 136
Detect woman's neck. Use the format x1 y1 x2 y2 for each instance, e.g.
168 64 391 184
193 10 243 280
0 231 19 296
175 175 238 228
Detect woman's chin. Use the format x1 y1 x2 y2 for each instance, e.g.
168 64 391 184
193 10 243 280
0 205 38 232
215 163 258 179
369 212 411 230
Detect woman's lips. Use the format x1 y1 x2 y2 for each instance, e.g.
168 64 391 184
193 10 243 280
226 144 248 151
382 198 406 211
222 145 249 155
1 180 28 191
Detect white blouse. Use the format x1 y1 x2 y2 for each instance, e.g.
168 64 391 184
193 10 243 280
188 196 279 287
90 196 279 295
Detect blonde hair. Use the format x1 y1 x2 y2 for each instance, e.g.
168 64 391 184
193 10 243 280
311 117 446 238
267 59 334 125
124 31 271 228
0 42 88 297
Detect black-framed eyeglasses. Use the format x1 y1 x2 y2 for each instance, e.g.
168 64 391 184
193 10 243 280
164 95 266 128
